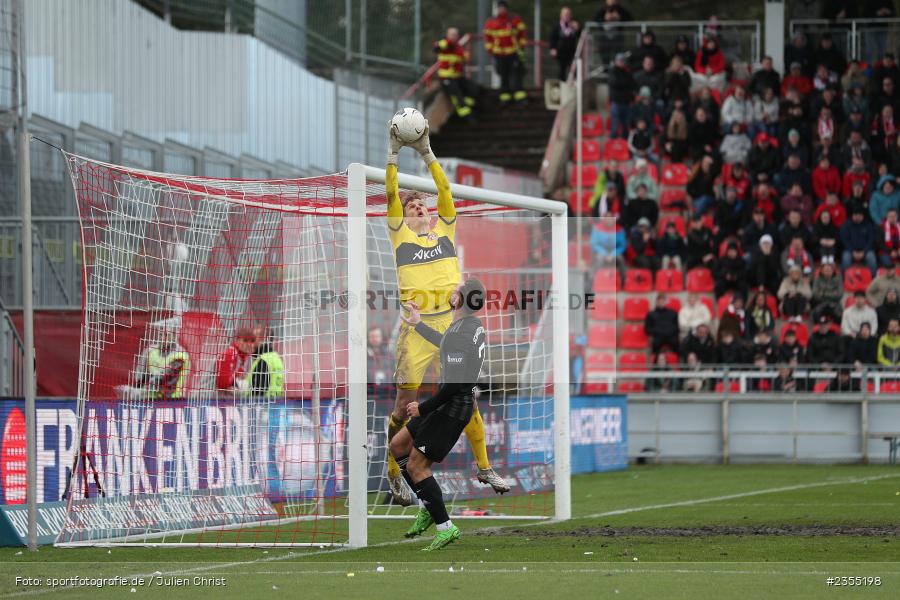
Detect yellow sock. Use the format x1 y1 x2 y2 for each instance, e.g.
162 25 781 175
464 405 490 470
387 414 407 479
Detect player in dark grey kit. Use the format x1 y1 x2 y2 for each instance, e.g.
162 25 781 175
388 277 487 551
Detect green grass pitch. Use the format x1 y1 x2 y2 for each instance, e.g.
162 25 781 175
2 465 899 599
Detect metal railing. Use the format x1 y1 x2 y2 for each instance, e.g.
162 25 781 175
790 18 900 64
0 295 24 396
584 20 761 71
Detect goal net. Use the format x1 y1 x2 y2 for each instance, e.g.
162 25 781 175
55 155 569 547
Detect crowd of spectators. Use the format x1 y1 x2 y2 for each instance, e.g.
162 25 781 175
586 16 900 374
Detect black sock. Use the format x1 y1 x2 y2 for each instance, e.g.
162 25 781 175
395 455 417 493
413 476 449 525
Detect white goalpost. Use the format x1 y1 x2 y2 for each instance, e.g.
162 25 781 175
55 155 570 548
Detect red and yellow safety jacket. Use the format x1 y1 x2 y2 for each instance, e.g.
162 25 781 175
434 37 468 80
484 13 526 57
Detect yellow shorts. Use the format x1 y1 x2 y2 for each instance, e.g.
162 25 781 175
394 310 453 390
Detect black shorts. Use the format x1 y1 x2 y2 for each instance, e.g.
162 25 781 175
405 410 469 463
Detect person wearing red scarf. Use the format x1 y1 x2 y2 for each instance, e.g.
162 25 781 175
813 191 847 227
882 208 900 265
751 181 778 223
811 155 841 202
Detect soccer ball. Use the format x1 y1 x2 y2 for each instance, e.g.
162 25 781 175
391 107 427 143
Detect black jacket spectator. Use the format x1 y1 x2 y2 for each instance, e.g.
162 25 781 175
846 332 879 364
718 335 748 364
778 337 806 363
644 304 680 353
749 245 783 295
686 220 715 269
743 217 779 252
840 216 876 253
869 56 900 97
877 290 900 332
747 142 781 180
714 249 748 298
687 115 719 160
776 162 812 196
664 68 692 104
634 65 664 100
594 1 632 22
749 62 782 98
609 64 637 105
808 322 844 364
813 36 846 77
672 35 695 69
629 31 667 73
681 329 717 363
715 194 744 241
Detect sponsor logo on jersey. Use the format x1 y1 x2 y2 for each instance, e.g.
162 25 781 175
447 353 464 364
395 236 457 267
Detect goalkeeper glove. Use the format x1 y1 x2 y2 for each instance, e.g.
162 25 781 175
387 121 404 166
409 123 437 166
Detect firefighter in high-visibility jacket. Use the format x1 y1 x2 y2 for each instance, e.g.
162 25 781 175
434 27 477 119
126 319 190 400
483 0 527 104
246 338 285 398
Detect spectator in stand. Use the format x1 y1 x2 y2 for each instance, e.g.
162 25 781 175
679 292 713 337
749 180 778 224
596 0 632 65
776 153 811 196
632 86 661 133
664 104 689 163
870 175 900 226
867 266 900 306
720 329 750 364
688 106 719 161
748 133 781 182
694 85 721 124
812 64 839 94
657 220 685 270
842 107 870 151
627 118 656 163
812 261 843 319
682 323 717 364
590 217 626 269
842 157 872 199
814 33 846 78
871 105 898 164
781 234 814 278
870 53 900 97
549 7 580 80
842 63 868 97
811 155 841 203
847 321 878 366
779 210 813 250
781 129 810 169
746 353 773 391
633 56 664 107
629 30 667 73
682 352 709 392
828 367 861 392
784 32 813 76
626 158 658 200
743 207 777 252
879 208 900 267
645 352 677 392
608 53 636 139
686 213 716 269
664 55 692 107
876 317 900 366
778 328 806 363
626 217 658 271
813 106 837 148
720 122 752 165
722 161 752 201
780 101 811 148
715 185 744 243
624 182 658 229
671 34 695 69
591 159 627 203
872 76 900 117
214 327 255 393
753 87 780 138
645 293 680 353
843 291 879 338
811 207 840 262
714 241 748 298
877 288 900 332
747 290 776 337
782 62 813 97
721 86 754 133
749 233 782 295
749 56 782 99
687 155 717 217
781 184 814 226
751 330 778 363
773 363 806 391
692 36 727 92
778 264 812 321
865 3 896 63
808 314 845 365
718 293 747 340
841 205 878 275
889 134 900 174
590 179 623 219
812 87 845 128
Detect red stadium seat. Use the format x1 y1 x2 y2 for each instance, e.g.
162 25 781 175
567 190 592 215
665 296 682 312
780 322 810 347
714 381 741 392
586 351 616 370
686 267 715 293
622 297 650 321
591 295 618 320
658 214 687 237
717 293 733 318
655 268 684 292
619 352 649 372
588 323 617 349
602 138 631 161
623 268 653 292
813 380 831 393
569 164 598 188
573 139 601 162
619 323 649 349
617 380 645 392
583 381 611 394
844 266 873 292
699 296 715 318
592 268 620 293
881 380 900 393
659 188 687 210
662 162 690 186
582 113 605 137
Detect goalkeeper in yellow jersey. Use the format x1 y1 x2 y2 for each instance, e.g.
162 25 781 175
384 118 510 505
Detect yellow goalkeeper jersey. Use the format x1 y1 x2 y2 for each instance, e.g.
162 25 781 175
386 162 461 315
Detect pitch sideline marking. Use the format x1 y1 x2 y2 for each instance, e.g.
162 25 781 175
2 472 898 598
